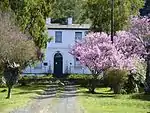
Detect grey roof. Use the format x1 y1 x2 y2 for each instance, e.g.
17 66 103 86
46 24 90 30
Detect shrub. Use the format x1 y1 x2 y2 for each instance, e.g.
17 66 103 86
67 74 91 87
67 74 104 88
124 61 146 94
104 69 128 94
18 74 54 86
68 74 93 80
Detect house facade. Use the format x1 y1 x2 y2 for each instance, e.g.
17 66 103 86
23 18 91 76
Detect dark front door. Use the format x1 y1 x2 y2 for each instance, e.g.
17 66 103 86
54 53 63 77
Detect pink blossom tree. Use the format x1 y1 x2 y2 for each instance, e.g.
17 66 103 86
70 31 144 93
129 16 150 44
129 16 150 93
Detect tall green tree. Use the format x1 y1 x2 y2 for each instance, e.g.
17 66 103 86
81 0 144 32
0 0 52 50
49 0 85 23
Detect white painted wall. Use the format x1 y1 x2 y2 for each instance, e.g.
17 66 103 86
23 28 91 74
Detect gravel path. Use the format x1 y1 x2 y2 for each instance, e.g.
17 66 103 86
10 84 58 113
49 85 84 113
10 82 84 113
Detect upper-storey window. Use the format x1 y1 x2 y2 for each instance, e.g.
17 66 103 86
84 31 89 36
55 31 62 43
75 32 82 41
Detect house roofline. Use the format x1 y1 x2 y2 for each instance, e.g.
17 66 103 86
46 24 90 30
47 27 89 30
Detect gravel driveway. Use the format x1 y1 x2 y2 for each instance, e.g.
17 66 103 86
10 82 84 113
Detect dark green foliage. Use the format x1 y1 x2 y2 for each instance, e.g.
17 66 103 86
67 74 104 93
3 65 19 88
50 0 76 18
49 0 86 24
104 61 146 94
67 74 93 87
51 18 67 24
0 77 2 87
140 0 150 16
125 61 146 94
3 62 20 99
68 74 94 80
131 93 150 101
81 0 144 32
125 74 139 93
0 0 52 49
124 73 145 94
88 78 98 93
19 75 54 86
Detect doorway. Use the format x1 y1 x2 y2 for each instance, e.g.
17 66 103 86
54 52 63 77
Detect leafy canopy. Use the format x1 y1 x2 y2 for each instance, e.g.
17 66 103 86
49 0 86 24
82 0 144 32
0 0 52 49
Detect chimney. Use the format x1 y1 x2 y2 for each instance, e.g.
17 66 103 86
46 18 51 24
67 17 72 25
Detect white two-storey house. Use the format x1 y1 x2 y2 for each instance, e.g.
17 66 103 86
23 18 91 76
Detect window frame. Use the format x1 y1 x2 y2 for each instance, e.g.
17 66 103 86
55 31 62 43
75 32 82 41
84 31 89 36
74 57 81 66
34 62 42 69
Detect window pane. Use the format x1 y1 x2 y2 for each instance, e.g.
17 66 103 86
75 57 80 66
85 31 89 36
75 32 82 40
55 31 62 43
76 58 79 61
34 62 42 69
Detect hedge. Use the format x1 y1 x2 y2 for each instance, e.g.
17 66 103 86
68 74 93 80
67 74 105 87
18 74 54 85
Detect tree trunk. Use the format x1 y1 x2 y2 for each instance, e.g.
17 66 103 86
6 87 11 99
113 84 121 94
89 87 95 94
145 58 150 94
88 79 96 94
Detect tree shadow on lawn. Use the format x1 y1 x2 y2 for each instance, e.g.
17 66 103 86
77 87 150 101
12 84 49 96
130 93 150 101
13 90 42 95
76 89 116 98
16 84 47 90
79 92 116 98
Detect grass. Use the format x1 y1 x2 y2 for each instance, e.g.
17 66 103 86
77 87 150 113
0 84 48 113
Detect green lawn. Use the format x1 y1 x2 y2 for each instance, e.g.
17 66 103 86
0 84 47 113
78 87 150 113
